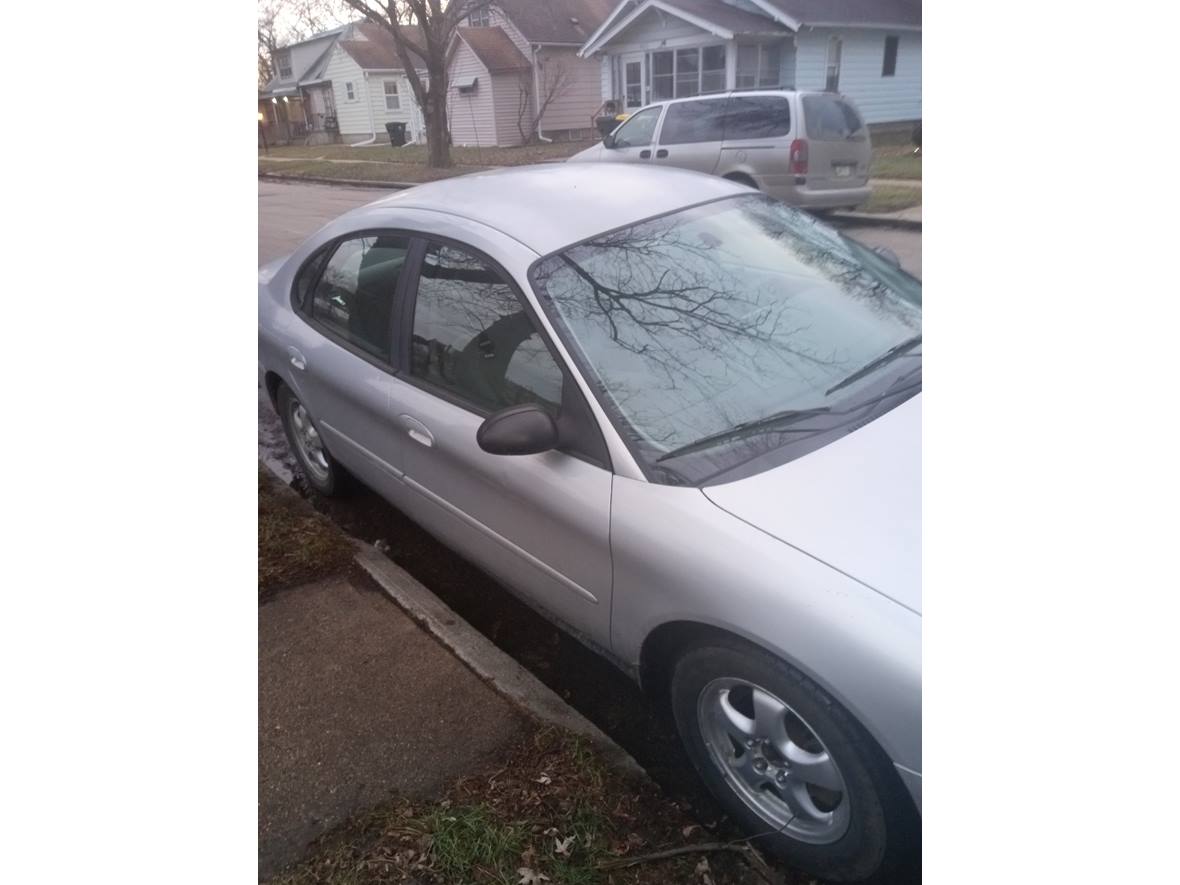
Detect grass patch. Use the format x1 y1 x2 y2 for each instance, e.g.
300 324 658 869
870 143 922 180
260 140 592 167
861 183 922 214
424 805 527 884
267 727 771 885
259 465 355 596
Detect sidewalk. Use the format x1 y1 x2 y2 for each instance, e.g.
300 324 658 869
256 471 768 885
259 474 531 877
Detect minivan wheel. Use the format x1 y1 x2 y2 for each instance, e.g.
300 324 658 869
277 384 342 496
670 641 913 882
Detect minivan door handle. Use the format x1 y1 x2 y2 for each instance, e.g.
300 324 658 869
397 414 434 448
639 149 651 159
656 149 668 159
287 346 307 371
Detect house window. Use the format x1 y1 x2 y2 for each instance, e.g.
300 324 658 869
882 35 899 77
825 36 842 91
675 49 699 98
701 45 726 93
276 51 292 79
384 80 400 110
651 50 674 101
468 7 491 27
345 81 355 101
736 43 783 89
648 45 726 101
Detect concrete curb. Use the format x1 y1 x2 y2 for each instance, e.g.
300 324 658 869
259 172 417 190
353 546 647 780
824 211 922 231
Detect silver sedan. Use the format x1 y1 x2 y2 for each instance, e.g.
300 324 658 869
258 164 921 882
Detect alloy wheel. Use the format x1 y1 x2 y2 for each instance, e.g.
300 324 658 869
697 677 851 844
289 401 330 483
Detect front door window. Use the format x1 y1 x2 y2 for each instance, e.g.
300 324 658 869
611 105 662 149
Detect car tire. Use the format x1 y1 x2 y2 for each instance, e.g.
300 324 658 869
277 383 344 496
670 639 916 882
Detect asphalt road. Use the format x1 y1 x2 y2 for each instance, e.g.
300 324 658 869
257 179 922 277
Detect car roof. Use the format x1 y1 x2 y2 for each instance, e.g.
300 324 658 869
354 163 747 256
640 89 852 110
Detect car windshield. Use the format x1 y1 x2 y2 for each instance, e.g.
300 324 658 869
529 195 921 485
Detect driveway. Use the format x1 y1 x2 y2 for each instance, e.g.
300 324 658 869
257 179 922 277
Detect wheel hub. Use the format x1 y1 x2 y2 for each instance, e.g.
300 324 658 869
289 402 330 482
697 677 851 844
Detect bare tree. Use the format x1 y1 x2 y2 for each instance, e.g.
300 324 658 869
258 3 282 88
343 1 494 168
515 52 572 145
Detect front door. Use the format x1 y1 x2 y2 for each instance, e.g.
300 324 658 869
389 238 614 641
601 104 664 164
621 54 646 110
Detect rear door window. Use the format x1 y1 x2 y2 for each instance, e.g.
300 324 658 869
310 234 410 360
803 94 865 140
723 96 791 140
659 99 729 145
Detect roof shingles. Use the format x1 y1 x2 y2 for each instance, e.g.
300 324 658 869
493 0 615 44
456 26 532 73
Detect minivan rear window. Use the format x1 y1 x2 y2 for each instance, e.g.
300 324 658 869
724 96 791 140
803 94 864 140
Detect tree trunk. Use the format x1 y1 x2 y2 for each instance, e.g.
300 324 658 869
425 85 451 168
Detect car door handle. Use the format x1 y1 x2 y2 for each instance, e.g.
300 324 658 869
397 414 434 448
656 149 668 159
287 346 306 371
639 149 651 159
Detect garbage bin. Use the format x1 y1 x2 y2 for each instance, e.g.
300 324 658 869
596 114 629 140
385 121 408 147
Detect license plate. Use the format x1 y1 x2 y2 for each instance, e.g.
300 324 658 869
834 164 853 177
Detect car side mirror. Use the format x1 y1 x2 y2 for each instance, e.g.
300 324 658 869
602 132 616 149
476 404 558 456
872 246 901 268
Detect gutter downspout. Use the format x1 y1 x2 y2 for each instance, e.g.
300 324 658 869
351 70 379 146
532 46 552 143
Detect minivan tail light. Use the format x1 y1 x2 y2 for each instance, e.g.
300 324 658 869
789 138 809 174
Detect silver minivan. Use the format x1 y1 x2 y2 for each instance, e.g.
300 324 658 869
569 90 872 210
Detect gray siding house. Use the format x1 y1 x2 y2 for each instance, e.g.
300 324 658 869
579 0 921 126
260 22 428 146
445 0 616 147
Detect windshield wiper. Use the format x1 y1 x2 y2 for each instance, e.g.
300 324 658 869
656 407 832 463
656 379 922 464
825 334 921 397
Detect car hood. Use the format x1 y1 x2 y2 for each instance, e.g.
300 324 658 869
567 143 604 162
702 394 921 614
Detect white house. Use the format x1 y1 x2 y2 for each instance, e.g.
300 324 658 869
579 0 921 127
318 22 429 144
445 0 615 148
260 21 428 146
